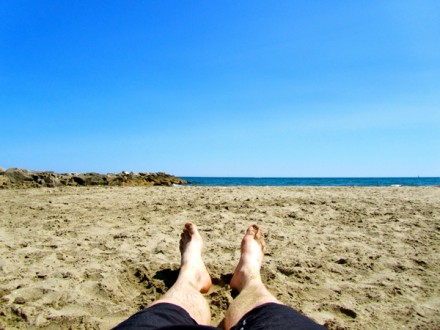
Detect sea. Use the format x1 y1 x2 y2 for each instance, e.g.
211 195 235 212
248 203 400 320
181 177 440 187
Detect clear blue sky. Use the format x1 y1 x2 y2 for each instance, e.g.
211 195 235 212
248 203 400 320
1 1 439 177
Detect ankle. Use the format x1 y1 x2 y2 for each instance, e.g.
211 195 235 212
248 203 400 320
231 269 262 291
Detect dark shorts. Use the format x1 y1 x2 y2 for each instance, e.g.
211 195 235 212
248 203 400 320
113 302 325 330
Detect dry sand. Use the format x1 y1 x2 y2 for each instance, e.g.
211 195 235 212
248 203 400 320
0 186 439 329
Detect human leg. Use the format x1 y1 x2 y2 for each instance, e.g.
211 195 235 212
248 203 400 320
114 222 212 328
224 225 325 330
224 224 278 329
152 222 212 324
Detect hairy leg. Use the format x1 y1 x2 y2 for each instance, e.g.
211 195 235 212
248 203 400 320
151 222 212 325
224 225 279 330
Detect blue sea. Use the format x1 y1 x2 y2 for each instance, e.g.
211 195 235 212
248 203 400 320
182 177 440 187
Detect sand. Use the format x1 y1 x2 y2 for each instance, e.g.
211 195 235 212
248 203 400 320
0 186 439 329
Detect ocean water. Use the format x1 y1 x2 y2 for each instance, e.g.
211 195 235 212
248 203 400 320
182 177 440 187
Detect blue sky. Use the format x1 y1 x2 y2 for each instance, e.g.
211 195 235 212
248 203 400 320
1 1 439 177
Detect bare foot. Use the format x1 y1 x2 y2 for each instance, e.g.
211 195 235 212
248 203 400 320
179 222 212 293
230 224 266 292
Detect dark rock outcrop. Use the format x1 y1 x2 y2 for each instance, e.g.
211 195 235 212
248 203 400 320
0 168 187 189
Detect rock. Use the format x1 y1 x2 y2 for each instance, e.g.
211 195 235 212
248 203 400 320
81 173 108 186
0 168 187 188
0 175 9 188
32 172 60 188
4 168 34 183
71 176 85 185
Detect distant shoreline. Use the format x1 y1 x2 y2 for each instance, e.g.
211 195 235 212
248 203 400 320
0 168 187 188
1 167 439 187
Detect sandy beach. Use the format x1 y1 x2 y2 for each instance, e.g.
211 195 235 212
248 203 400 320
0 186 439 329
